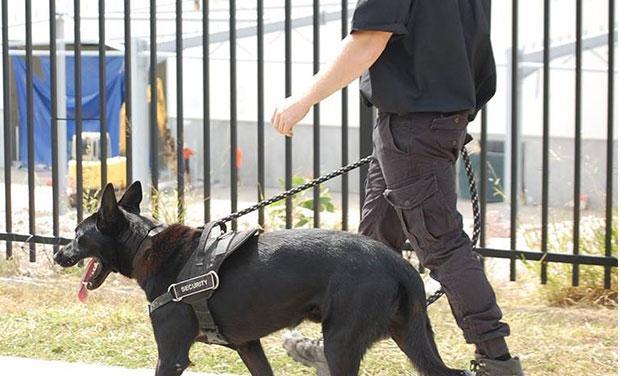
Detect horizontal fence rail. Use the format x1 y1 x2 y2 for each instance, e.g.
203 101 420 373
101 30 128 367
0 0 616 290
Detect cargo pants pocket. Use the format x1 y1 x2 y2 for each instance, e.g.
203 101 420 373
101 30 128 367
430 113 469 161
383 174 456 251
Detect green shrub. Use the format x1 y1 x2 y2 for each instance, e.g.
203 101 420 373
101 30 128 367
149 186 190 225
265 175 336 229
522 214 617 307
82 189 101 215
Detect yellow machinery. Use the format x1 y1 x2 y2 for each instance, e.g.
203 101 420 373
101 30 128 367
68 78 173 206
67 132 127 206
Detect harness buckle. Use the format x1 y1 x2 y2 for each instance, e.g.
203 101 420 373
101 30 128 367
167 271 220 302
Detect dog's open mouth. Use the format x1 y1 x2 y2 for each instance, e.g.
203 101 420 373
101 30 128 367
77 257 111 303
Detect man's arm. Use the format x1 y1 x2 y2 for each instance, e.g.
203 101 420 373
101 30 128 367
272 30 392 137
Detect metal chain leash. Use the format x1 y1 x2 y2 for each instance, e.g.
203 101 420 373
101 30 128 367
213 146 481 307
462 146 481 246
214 155 375 226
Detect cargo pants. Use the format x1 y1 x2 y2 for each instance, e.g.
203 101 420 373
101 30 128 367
358 111 510 358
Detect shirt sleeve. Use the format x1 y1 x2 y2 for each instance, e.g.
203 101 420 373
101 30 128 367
351 0 413 35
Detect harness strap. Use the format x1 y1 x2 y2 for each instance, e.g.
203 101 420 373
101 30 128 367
147 222 258 345
191 299 228 345
179 223 228 343
147 271 219 314
148 291 174 314
147 223 220 315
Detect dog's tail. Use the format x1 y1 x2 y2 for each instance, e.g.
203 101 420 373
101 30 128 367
393 270 465 376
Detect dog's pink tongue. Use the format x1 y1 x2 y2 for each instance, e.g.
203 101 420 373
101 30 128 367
77 258 97 303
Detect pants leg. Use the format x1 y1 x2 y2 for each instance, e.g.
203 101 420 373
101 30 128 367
365 111 509 358
358 154 407 252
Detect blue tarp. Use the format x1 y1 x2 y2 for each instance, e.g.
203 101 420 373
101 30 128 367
12 55 124 166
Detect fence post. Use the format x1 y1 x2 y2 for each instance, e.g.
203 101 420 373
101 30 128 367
358 98 374 214
55 14 67 213
130 38 150 192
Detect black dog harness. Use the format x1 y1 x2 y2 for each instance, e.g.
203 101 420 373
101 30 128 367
147 221 258 345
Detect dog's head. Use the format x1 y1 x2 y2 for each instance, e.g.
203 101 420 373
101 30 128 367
54 181 148 301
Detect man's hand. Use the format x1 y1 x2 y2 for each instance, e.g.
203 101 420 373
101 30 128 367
271 95 312 137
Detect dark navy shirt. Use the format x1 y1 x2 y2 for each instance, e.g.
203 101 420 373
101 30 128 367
352 0 496 115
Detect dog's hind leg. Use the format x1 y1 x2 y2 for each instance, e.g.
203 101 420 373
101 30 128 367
321 286 392 376
236 340 274 376
322 333 366 376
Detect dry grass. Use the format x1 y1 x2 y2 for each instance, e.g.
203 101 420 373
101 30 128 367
0 265 616 376
521 215 618 308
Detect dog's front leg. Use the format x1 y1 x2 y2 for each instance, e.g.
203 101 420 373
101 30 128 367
236 340 274 376
151 305 197 376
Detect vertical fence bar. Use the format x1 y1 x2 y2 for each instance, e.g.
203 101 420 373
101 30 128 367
176 0 185 223
573 0 582 287
99 0 107 189
124 0 133 184
149 0 159 215
203 0 211 223
257 0 265 227
49 0 59 255
74 0 84 223
509 0 519 281
604 0 615 289
312 0 320 228
359 101 373 212
340 0 349 231
229 0 238 231
479 107 488 248
1 0 11 258
541 0 550 284
284 0 292 229
25 0 36 262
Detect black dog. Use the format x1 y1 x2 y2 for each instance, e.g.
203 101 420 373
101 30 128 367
54 181 464 376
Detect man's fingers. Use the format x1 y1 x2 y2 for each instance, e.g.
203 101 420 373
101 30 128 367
272 113 281 132
283 123 294 137
271 112 289 136
277 119 284 133
271 100 301 137
271 108 278 124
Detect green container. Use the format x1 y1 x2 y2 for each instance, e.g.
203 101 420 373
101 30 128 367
458 151 504 203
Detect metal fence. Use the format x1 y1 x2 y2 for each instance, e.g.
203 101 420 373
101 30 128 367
0 0 617 288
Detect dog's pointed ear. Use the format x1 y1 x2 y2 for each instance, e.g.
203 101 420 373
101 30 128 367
118 181 143 213
99 183 120 221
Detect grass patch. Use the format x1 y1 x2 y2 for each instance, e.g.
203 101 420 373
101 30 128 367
522 215 618 307
0 254 20 276
0 272 616 375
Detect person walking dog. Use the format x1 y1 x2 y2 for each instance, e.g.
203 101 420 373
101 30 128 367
271 1 524 375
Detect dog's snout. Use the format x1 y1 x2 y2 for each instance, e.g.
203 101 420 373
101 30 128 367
54 242 73 264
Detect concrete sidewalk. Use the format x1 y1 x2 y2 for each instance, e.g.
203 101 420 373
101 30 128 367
0 356 240 376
